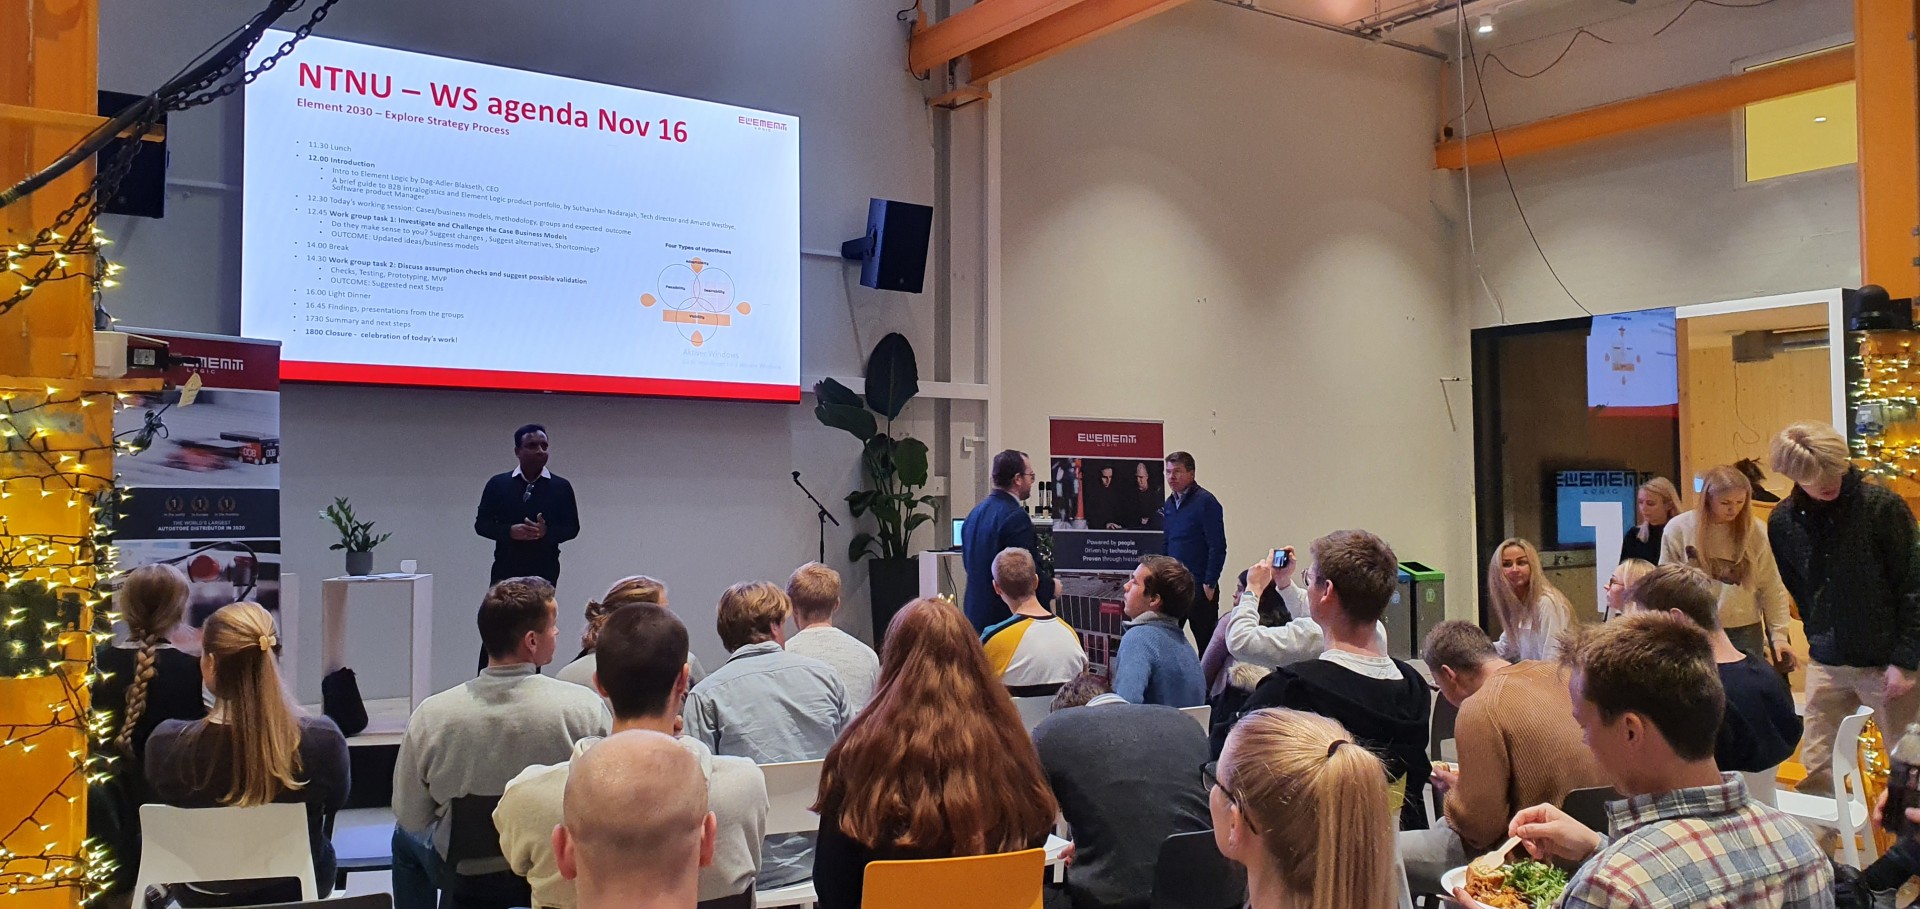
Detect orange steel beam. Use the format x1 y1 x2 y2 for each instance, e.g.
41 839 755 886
3 0 99 379
967 0 1197 84
909 0 1095 76
0 101 165 141
1855 0 1920 298
1434 44 1853 170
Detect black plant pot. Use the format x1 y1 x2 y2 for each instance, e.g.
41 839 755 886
867 558 919 646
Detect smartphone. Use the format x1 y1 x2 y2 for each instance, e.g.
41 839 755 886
1271 549 1291 569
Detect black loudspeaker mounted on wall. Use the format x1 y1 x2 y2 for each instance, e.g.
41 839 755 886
842 198 933 293
1847 283 1915 332
98 90 169 219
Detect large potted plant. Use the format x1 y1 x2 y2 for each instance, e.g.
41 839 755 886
813 332 938 639
321 496 391 576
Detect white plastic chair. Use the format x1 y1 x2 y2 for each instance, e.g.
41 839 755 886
755 759 824 909
1392 837 1416 909
1012 695 1054 731
1742 767 1781 808
134 803 317 901
1179 704 1211 730
1776 706 1878 867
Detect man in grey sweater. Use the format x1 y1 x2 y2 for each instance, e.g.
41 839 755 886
391 578 609 909
495 602 767 909
1034 671 1214 909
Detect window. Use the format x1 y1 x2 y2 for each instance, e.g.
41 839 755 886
1743 47 1856 183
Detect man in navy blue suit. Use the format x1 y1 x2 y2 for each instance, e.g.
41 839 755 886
962 449 1051 631
1161 451 1226 647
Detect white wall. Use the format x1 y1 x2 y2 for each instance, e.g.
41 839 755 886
97 0 958 700
1446 0 1857 325
997 2 1478 614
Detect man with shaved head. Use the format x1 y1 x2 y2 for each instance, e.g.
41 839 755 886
553 730 716 909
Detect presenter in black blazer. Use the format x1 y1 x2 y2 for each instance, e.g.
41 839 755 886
475 424 580 584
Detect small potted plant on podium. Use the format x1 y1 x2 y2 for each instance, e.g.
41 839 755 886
322 496 390 576
813 332 938 641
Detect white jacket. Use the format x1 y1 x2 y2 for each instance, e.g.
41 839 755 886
494 733 768 907
1224 586 1391 669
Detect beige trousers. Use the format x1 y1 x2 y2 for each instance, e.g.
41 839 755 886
1800 661 1920 789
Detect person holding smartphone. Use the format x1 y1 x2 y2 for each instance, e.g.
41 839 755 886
1223 547 1389 676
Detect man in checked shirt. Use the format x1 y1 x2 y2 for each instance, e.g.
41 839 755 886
1481 613 1832 909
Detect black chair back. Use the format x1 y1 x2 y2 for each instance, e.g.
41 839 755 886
1561 786 1624 835
443 796 508 868
231 895 394 909
696 890 754 909
437 795 531 909
1151 829 1245 909
1428 692 1459 761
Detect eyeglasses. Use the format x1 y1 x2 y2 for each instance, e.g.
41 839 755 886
1201 761 1260 834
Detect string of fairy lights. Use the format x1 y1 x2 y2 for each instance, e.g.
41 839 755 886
1848 331 1920 483
0 227 148 902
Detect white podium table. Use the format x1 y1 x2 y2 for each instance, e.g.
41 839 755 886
321 573 433 712
917 550 964 600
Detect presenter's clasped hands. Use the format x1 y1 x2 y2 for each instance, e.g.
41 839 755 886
510 513 548 542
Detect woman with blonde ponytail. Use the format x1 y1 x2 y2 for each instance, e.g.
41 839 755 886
1210 708 1396 909
146 602 349 904
95 563 205 760
556 575 708 688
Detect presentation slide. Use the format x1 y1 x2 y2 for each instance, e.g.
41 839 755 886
241 31 801 402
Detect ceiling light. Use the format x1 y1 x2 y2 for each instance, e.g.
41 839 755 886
1476 14 1494 34
1813 116 1828 123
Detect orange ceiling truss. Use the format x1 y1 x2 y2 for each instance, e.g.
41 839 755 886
1433 44 1854 170
909 0 1198 102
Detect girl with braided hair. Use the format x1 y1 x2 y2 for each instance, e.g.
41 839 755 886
146 601 349 904
89 563 209 898
94 563 206 761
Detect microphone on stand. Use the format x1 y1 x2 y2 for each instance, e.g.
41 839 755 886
792 471 839 564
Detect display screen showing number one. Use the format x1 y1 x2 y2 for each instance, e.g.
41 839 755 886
1582 501 1626 619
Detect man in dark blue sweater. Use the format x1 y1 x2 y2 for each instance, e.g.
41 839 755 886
475 424 581 586
1161 451 1227 647
962 449 1051 631
475 425 582 671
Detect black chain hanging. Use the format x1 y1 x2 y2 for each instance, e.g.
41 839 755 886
0 0 341 318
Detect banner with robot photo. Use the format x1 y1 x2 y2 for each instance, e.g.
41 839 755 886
1048 417 1164 671
113 330 283 631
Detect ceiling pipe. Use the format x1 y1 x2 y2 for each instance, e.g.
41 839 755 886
1209 0 1449 58
1350 0 1529 39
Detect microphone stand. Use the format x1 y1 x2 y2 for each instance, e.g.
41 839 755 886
792 471 840 564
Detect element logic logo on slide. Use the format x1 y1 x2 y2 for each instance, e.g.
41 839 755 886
641 258 751 348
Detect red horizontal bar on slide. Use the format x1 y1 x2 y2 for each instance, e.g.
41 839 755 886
1591 405 1679 418
282 360 800 403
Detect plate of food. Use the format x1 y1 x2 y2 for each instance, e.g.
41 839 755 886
1441 857 1570 909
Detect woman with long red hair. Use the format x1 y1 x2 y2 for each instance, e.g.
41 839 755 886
812 597 1057 909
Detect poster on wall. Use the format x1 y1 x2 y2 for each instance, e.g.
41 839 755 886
1049 417 1165 672
113 330 283 633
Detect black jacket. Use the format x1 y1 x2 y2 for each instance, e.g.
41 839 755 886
1769 469 1920 671
1242 655 1433 830
474 470 580 581
1621 523 1665 565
